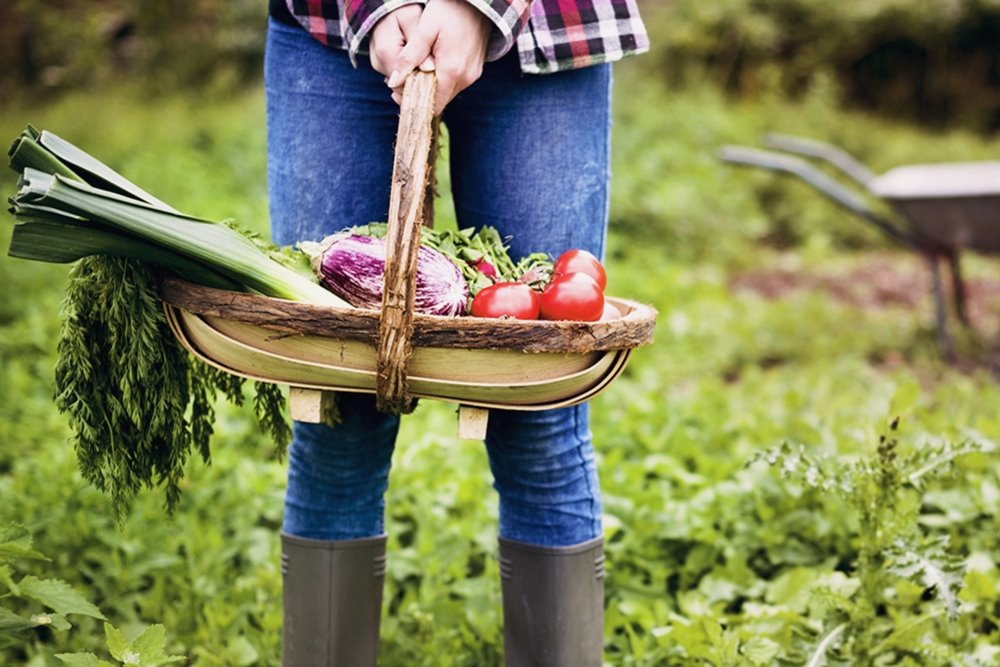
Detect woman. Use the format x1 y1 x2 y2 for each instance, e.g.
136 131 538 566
266 0 647 663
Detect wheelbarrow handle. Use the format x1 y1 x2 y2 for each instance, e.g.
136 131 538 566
763 133 876 187
717 145 918 249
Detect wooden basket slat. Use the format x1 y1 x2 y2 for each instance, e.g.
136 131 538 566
164 305 633 410
160 277 656 354
201 314 603 382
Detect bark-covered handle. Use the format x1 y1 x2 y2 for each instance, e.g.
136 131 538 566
376 71 437 414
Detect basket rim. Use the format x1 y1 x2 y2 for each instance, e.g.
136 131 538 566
159 277 657 353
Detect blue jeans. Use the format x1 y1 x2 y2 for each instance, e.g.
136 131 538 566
265 19 611 547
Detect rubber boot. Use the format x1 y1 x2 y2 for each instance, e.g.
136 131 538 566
281 533 387 667
498 536 605 667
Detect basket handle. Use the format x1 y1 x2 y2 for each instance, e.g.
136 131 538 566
376 71 437 414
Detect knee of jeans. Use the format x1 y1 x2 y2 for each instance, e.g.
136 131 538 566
484 404 598 498
283 402 398 539
486 404 590 463
489 409 603 546
288 394 398 478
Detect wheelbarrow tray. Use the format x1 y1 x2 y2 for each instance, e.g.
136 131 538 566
869 161 1000 252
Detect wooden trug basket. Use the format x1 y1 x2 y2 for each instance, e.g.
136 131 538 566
160 72 656 439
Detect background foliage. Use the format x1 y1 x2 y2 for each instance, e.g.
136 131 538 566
645 0 1000 130
2 1 1000 665
3 0 1000 128
0 0 263 94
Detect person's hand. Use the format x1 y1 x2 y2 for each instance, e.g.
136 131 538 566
386 0 493 115
369 4 424 78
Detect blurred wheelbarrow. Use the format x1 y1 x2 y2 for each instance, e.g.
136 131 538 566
718 133 1000 358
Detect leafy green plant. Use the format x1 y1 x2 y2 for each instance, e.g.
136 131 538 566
2 523 188 665
56 624 183 667
0 522 106 648
750 420 991 665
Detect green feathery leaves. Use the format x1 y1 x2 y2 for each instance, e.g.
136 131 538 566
53 255 291 521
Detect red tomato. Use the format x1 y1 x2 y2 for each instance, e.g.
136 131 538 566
470 282 541 320
540 273 604 321
553 249 607 291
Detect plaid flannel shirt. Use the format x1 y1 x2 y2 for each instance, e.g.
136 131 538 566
275 0 648 74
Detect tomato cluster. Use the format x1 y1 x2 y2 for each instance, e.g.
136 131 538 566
469 249 610 322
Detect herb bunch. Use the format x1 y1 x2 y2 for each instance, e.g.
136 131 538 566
55 255 290 521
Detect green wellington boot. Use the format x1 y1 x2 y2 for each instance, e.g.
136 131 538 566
498 536 605 667
281 533 387 667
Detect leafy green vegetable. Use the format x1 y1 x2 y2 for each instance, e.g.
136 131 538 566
52 255 288 520
11 167 344 305
9 217 241 290
4 126 302 519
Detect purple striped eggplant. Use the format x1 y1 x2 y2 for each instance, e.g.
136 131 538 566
304 233 469 316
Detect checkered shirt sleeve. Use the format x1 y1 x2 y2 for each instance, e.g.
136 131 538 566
463 0 534 62
517 0 648 72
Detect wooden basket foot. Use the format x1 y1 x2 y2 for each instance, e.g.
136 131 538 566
289 388 339 427
457 405 489 440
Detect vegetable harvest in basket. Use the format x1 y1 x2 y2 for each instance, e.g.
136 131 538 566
5 126 615 518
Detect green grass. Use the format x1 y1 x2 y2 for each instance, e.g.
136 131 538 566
1 70 999 665
610 59 1000 264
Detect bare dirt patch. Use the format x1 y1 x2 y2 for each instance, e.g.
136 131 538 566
730 251 1000 377
731 252 1000 321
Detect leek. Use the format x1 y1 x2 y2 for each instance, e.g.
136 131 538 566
9 124 172 208
11 168 347 305
9 218 241 291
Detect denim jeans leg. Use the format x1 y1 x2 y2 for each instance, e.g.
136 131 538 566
265 19 401 540
445 57 613 547
267 19 613 545
281 395 399 540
